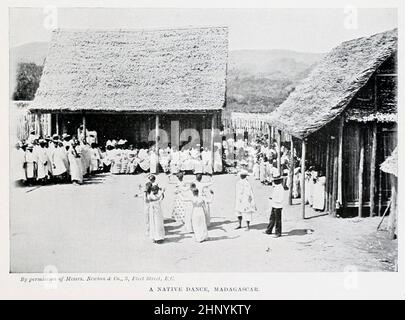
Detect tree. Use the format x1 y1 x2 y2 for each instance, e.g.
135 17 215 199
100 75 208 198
12 63 43 101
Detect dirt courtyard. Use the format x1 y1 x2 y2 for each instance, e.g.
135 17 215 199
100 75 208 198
10 173 397 273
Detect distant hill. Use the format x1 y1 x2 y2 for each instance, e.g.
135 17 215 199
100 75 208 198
226 49 324 114
9 42 323 111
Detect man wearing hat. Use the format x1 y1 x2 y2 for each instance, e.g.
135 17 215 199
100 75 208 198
235 169 257 231
24 143 38 185
266 173 287 237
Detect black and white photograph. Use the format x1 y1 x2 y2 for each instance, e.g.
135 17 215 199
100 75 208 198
7 6 399 275
1 1 404 302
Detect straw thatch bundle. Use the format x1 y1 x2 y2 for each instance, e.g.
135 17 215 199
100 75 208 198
380 147 397 177
31 27 228 113
223 111 272 131
268 29 397 139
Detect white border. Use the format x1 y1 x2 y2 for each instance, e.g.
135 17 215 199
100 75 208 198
1 0 404 300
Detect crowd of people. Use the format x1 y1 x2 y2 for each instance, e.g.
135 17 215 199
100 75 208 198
221 132 327 211
13 128 326 243
12 130 226 186
103 140 224 176
12 131 102 186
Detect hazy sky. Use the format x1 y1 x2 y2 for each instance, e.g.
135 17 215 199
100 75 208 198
9 7 397 52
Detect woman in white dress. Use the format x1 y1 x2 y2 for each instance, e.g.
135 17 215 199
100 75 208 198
68 141 83 185
184 188 209 243
171 172 190 223
147 185 165 243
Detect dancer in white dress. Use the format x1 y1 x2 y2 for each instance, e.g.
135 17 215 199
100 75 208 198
147 185 165 243
184 188 209 243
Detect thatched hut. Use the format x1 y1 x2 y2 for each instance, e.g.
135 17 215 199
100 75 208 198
29 27 228 163
380 147 397 239
268 29 397 218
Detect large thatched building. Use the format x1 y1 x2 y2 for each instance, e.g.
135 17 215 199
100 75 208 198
29 27 228 152
268 29 397 217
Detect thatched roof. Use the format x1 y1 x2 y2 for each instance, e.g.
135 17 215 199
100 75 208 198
31 27 228 113
268 29 397 139
380 147 397 177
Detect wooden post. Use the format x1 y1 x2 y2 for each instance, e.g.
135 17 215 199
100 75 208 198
331 149 338 217
155 114 160 173
35 113 42 137
82 113 87 142
288 138 294 205
369 122 377 216
211 113 215 172
325 139 330 213
45 114 50 137
61 115 65 135
268 124 271 148
277 129 282 175
301 139 306 219
378 169 383 216
358 127 364 217
337 117 344 207
388 177 397 239
55 114 59 135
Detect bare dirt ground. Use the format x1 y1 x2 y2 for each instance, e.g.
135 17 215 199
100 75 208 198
10 173 397 273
